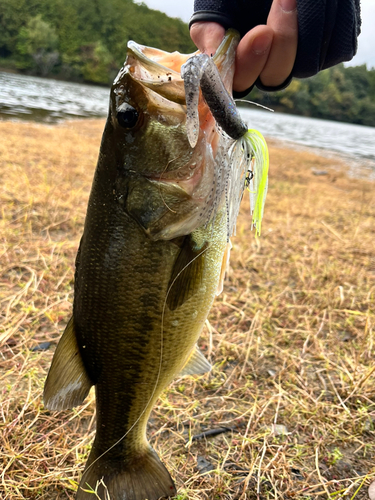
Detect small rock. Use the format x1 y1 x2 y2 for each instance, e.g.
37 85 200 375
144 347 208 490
334 460 352 472
312 169 329 176
265 281 275 287
196 456 214 474
291 468 304 480
340 331 355 342
224 462 249 476
364 419 374 431
271 424 290 436
31 342 51 352
368 479 375 500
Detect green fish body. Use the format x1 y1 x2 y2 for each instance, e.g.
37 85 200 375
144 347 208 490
44 32 242 500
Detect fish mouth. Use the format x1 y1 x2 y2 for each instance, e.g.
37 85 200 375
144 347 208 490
115 42 191 105
122 30 239 182
118 30 240 106
112 31 241 240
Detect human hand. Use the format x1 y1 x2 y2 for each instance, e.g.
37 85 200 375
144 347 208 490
190 0 298 93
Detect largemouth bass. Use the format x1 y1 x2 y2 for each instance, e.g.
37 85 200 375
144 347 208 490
44 30 267 500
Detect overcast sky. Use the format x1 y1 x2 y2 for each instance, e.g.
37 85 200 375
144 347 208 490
136 0 375 68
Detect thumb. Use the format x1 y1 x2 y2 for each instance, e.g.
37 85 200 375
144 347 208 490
190 22 225 55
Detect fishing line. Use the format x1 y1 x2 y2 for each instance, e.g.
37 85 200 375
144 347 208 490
157 155 181 214
234 99 274 113
161 245 210 348
83 345 165 484
81 244 209 492
83 128 267 487
83 46 269 494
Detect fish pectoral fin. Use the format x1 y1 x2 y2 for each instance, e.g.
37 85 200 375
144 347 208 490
43 316 93 411
217 239 232 296
167 236 208 311
178 345 212 377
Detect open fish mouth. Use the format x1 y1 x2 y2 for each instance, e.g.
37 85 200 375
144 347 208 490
110 30 269 241
120 31 239 104
118 33 242 200
122 41 190 105
105 32 243 240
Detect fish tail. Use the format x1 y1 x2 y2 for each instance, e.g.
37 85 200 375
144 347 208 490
76 445 177 500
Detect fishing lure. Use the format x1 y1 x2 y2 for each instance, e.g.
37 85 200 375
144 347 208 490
181 52 269 236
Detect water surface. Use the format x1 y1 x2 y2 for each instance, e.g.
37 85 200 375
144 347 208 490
0 71 109 123
1 71 374 177
240 107 375 164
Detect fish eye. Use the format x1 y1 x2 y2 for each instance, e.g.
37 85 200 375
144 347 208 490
116 104 139 128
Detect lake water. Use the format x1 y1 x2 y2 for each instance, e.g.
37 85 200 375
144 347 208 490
1 71 375 177
0 71 110 122
240 107 375 177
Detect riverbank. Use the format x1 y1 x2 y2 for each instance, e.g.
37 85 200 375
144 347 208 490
1 119 374 499
0 65 110 85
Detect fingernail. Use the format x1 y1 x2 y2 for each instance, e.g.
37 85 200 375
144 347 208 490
252 34 272 55
280 0 297 13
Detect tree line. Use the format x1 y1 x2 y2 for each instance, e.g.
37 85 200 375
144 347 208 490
0 0 195 84
0 0 374 127
248 63 375 127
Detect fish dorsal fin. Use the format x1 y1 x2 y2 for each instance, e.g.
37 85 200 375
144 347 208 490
167 236 208 311
44 316 93 411
179 345 212 377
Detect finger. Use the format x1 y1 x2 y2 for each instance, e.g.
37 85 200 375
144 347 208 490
259 0 298 87
233 25 274 93
190 22 225 56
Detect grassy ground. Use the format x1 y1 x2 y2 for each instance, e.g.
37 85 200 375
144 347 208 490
0 119 374 499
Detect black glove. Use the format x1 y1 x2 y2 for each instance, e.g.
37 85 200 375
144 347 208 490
190 0 361 93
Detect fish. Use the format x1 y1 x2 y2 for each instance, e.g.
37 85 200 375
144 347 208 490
43 30 268 500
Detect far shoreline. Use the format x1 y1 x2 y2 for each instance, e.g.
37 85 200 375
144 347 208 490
2 68 375 130
0 66 110 88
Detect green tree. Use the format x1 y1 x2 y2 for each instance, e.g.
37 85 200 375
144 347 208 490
0 0 35 57
345 64 370 99
357 97 375 126
0 0 194 81
367 68 375 102
16 15 59 75
81 41 116 84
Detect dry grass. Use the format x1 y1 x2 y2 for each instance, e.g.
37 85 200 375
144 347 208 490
0 119 374 500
